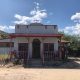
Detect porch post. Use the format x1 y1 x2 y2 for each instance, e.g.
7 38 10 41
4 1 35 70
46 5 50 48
27 38 29 60
27 38 32 64
28 38 32 59
29 42 32 59
41 38 44 64
59 37 62 60
10 38 13 53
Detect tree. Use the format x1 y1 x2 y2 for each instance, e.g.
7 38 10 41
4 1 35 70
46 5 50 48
59 31 80 56
0 34 9 39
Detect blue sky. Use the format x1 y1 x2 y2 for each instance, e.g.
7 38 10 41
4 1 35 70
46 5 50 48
0 0 80 34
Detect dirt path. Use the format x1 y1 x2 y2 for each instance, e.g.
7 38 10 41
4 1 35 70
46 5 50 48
0 68 80 80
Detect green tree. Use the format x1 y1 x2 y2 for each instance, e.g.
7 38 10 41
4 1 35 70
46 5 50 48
59 31 80 50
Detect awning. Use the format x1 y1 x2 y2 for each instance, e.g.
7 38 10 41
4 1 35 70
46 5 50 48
9 33 63 38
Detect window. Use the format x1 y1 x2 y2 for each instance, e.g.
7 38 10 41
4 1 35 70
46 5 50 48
44 43 54 60
49 44 54 51
17 25 19 29
18 43 28 51
44 43 54 52
0 42 14 47
45 25 47 29
26 25 28 28
44 43 48 51
54 25 56 29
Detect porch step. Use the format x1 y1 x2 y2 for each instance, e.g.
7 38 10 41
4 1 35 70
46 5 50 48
28 59 43 67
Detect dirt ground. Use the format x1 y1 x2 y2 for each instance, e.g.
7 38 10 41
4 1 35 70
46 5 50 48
0 57 80 80
0 68 80 80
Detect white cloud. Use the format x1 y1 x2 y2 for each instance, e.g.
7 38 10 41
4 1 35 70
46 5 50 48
8 26 15 29
0 25 15 33
0 25 7 31
14 2 47 24
71 12 80 23
60 12 80 35
0 2 47 33
14 14 30 24
71 13 80 21
34 2 39 6
61 23 80 35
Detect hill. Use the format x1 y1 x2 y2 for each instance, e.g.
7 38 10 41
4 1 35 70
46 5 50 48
0 30 9 39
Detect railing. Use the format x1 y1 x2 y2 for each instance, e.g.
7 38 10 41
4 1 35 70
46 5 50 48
17 51 28 65
44 51 59 61
44 51 54 61
17 51 28 59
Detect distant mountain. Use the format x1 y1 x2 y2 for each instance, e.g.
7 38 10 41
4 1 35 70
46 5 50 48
0 30 8 34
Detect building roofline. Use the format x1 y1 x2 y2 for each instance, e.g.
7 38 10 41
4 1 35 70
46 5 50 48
15 23 57 27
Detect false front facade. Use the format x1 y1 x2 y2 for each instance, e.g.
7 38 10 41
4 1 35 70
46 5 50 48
9 23 62 63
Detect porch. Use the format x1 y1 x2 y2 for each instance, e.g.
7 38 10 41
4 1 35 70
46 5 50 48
9 34 63 66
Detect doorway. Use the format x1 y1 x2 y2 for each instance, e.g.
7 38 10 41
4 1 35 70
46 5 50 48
32 39 41 59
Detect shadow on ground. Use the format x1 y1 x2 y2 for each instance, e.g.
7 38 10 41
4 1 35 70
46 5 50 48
23 57 80 69
2 57 80 69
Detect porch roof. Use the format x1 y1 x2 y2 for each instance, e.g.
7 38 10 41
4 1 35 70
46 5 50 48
61 40 70 43
9 33 63 38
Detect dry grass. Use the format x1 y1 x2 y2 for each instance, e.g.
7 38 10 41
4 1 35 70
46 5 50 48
0 54 9 60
